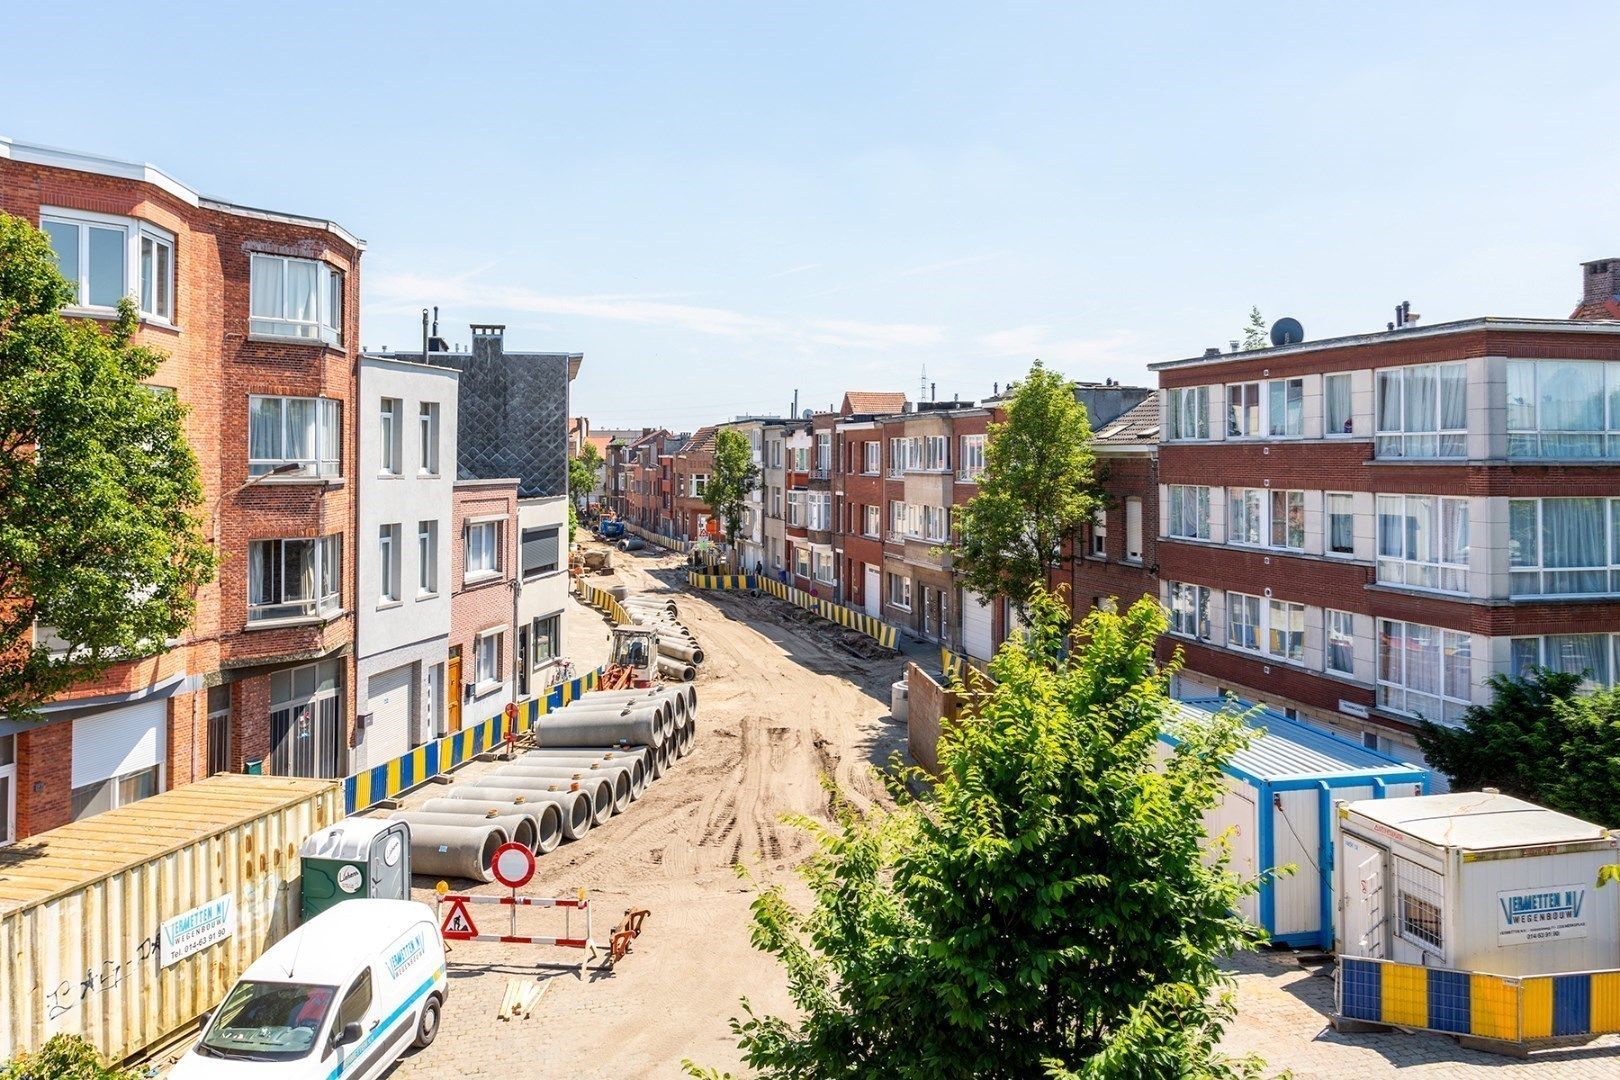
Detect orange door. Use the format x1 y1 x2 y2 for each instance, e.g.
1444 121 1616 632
447 650 463 733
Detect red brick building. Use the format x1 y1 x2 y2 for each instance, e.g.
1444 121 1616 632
449 479 519 735
670 426 717 540
1071 397 1160 614
1 138 363 840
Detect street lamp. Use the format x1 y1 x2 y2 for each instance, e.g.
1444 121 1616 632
211 462 301 554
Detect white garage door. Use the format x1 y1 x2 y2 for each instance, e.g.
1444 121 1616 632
366 665 414 768
864 565 882 618
961 589 994 661
71 698 166 818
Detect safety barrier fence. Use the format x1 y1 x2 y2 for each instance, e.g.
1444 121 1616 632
575 577 632 624
344 666 605 814
686 573 899 649
621 521 692 554
1338 955 1620 1045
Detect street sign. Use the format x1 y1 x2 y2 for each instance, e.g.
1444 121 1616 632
491 842 537 890
440 896 478 940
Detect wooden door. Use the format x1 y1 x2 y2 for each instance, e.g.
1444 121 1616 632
446 649 463 733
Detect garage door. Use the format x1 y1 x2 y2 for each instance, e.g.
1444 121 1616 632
366 665 414 768
962 589 994 661
71 698 166 818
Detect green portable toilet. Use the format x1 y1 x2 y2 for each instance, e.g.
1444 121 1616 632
298 818 412 921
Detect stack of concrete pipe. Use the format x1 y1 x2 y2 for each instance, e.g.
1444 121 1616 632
395 684 699 881
622 594 704 681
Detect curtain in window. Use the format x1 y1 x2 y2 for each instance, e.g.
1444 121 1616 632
1403 367 1436 434
1507 361 1536 432
249 397 283 465
249 542 270 607
1406 623 1441 697
1442 631 1471 705
286 260 318 324
1269 600 1303 661
1329 495 1354 552
283 540 313 603
250 255 283 319
1327 612 1354 673
1326 374 1352 434
1545 634 1608 684
285 398 315 463
1440 499 1469 591
1541 498 1607 593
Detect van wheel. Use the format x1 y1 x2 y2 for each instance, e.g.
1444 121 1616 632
414 995 441 1048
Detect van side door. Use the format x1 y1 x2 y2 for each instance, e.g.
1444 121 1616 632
323 967 375 1078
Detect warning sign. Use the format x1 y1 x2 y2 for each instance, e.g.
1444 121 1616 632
440 897 478 940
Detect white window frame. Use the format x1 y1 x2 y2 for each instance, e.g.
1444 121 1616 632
812 549 836 585
1508 497 1620 597
249 253 343 343
379 398 402 475
1324 372 1354 437
806 493 833 531
1375 363 1467 459
0 734 17 847
1267 598 1306 663
1326 492 1356 556
863 440 881 475
1377 619 1472 726
1224 591 1304 664
923 505 949 542
1326 608 1355 676
1506 359 1620 460
787 491 805 527
1510 634 1617 688
794 545 811 580
863 504 880 538
1167 582 1211 640
887 571 912 610
1376 494 1469 594
958 434 986 479
1266 378 1304 437
1227 382 1262 437
475 629 503 690
248 395 342 477
1090 508 1107 558
41 209 176 323
1167 386 1210 441
922 436 948 471
1124 497 1143 562
1167 485 1211 540
378 524 401 604
418 521 439 596
247 535 342 622
465 521 501 580
418 402 441 476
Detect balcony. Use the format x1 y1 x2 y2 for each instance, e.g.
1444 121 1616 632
956 469 983 483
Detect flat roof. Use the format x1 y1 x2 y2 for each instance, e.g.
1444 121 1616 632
1346 792 1611 851
1170 698 1428 783
2 136 365 250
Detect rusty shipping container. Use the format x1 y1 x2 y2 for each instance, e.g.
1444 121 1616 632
0 774 342 1063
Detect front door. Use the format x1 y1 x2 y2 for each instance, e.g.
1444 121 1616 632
864 565 881 618
1340 833 1386 958
924 587 941 640
446 649 463 734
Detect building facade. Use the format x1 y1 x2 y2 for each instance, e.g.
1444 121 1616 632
450 479 519 733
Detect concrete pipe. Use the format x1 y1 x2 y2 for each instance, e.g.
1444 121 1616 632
534 707 665 747
656 739 673 776
658 640 704 664
519 753 648 799
574 688 667 704
617 537 645 551
645 739 668 781
495 764 634 814
389 811 538 855
419 799 564 855
677 719 696 758
405 820 507 882
624 596 678 613
657 657 697 682
448 786 594 841
545 704 670 744
470 774 616 827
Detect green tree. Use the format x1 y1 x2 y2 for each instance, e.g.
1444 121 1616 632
1417 669 1620 826
952 361 1101 625
705 428 760 570
689 593 1262 1079
1240 307 1268 351
2 1033 142 1079
568 439 602 515
0 213 214 722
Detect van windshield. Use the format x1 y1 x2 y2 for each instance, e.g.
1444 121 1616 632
197 980 337 1061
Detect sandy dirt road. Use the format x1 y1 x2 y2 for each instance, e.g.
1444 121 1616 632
386 548 911 1077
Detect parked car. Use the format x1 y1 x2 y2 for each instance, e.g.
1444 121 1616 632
169 899 446 1078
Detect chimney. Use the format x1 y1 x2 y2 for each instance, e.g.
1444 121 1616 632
1203 347 1222 358
428 306 450 352
1573 259 1620 320
470 324 505 360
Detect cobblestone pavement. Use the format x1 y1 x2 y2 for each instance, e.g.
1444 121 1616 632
1221 949 1620 1078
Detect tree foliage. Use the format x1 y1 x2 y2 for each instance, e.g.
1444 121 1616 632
1240 307 1268 351
952 361 1100 624
1 1033 142 1079
567 439 602 513
0 212 214 722
689 593 1263 1079
705 428 760 568
1417 668 1620 826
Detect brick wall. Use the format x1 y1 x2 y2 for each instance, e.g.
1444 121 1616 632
451 482 519 698
905 661 957 775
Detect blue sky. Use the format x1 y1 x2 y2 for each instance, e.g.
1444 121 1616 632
6 3 1618 429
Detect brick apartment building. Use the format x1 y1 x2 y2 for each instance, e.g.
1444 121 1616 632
0 137 363 840
1071 396 1161 614
449 479 520 734
1137 267 1620 773
670 426 717 540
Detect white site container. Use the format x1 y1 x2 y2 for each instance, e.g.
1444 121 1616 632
1336 792 1620 976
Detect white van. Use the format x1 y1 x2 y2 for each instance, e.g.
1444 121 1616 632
169 899 447 1079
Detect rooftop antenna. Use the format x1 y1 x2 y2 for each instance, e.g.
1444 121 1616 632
1269 317 1304 346
421 308 429 363
919 365 928 403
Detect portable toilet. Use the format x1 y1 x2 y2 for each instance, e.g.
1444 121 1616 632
299 818 412 921
1336 792 1620 976
1161 698 1429 949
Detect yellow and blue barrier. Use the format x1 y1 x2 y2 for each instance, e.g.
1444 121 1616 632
1338 956 1620 1044
576 578 632 624
686 572 899 650
345 666 604 814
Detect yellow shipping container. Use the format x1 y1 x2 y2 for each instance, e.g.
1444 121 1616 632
0 774 342 1064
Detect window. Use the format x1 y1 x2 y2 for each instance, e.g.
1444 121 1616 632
1226 591 1304 663
475 630 502 688
379 398 401 474
923 505 949 542
794 545 811 579
1269 490 1305 550
1089 508 1106 557
1168 582 1211 640
249 253 343 343
863 441 881 474
521 526 561 580
771 487 782 519
1325 373 1353 436
138 232 174 321
71 764 160 820
43 214 127 309
1378 619 1472 726
887 572 912 609
921 436 948 471
1227 592 1262 651
466 521 500 578
1267 378 1304 437
1125 498 1143 562
1507 360 1620 459
248 396 341 477
959 434 986 478
889 499 906 537
787 491 805 527
1376 495 1469 593
1228 488 1265 547
378 524 401 603
815 434 832 473
1167 386 1209 440
889 437 923 473
418 403 440 475
335 967 373 1035
813 549 836 584
1227 382 1261 436
864 504 880 537
806 493 832 531
1327 493 1355 555
690 474 708 497
269 660 343 777
1509 497 1620 596
1326 609 1356 675
1268 599 1305 663
1375 363 1467 459
248 536 341 621
418 521 439 595
1395 858 1444 955
770 441 782 468
1511 634 1613 687
1167 485 1211 540
531 614 560 667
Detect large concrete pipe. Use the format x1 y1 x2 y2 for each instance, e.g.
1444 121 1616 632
406 820 506 882
658 657 698 682
533 708 664 747
624 596 678 615
617 537 645 551
658 640 704 664
419 798 563 855
470 774 615 827
555 696 674 726
519 753 648 799
677 719 696 758
389 811 539 855
495 764 634 814
443 786 594 842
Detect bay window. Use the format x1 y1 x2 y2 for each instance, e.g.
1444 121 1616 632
1167 386 1209 440
1167 485 1211 540
921 436 948 471
1375 363 1467 459
1168 582 1211 640
794 546 811 579
923 506 949 542
806 493 832 531
1508 497 1620 596
249 253 343 343
1376 495 1468 593
1378 619 1472 726
42 210 175 321
1506 360 1620 459
812 549 836 584
248 395 341 477
248 535 342 621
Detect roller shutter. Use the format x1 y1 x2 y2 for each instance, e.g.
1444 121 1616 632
366 665 414 766
71 698 165 788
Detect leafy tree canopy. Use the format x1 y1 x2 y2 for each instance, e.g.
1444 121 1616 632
1240 307 1269 351
689 592 1262 1079
568 439 602 512
952 361 1100 623
2 1033 143 1078
705 428 760 568
0 212 213 722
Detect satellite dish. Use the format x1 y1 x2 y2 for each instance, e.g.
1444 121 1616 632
1270 317 1304 347
801 408 813 419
